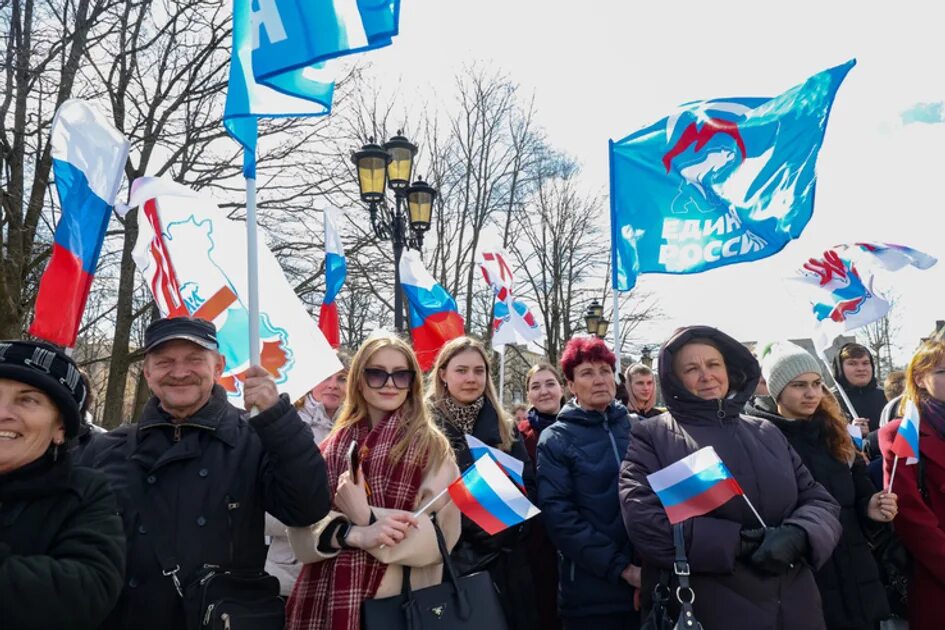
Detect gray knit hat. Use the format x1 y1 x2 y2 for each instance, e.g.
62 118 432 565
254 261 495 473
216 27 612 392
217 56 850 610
761 342 823 402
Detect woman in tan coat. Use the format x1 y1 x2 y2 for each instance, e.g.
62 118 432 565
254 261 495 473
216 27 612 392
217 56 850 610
285 334 460 630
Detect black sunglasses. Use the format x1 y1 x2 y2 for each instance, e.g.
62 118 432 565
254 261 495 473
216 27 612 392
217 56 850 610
363 368 415 390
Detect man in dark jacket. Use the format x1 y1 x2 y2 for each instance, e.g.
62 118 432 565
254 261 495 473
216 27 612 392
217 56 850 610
831 343 887 431
81 317 331 629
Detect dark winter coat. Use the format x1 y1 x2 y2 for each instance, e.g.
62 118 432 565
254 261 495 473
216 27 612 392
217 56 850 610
745 403 889 628
537 400 636 618
80 386 330 630
831 344 887 432
518 407 563 629
0 451 126 629
620 325 842 630
433 396 538 630
879 418 945 630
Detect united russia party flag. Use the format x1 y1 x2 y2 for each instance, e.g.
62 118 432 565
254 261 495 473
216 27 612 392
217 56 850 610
318 206 346 348
891 399 921 465
647 446 744 524
399 249 465 371
30 100 129 347
448 454 540 535
610 60 854 291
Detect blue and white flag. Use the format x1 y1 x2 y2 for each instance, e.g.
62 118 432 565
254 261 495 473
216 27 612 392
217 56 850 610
251 0 400 94
223 0 334 177
610 60 855 291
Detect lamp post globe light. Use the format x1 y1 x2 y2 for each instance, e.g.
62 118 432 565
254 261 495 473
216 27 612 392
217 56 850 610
352 132 437 332
584 299 610 339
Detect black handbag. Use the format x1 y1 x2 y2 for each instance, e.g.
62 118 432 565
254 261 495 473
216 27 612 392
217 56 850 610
361 513 509 630
641 524 703 630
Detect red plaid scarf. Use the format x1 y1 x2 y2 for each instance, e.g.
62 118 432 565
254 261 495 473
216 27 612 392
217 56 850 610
285 412 426 630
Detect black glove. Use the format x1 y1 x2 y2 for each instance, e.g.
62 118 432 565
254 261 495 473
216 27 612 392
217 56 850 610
749 524 809 574
737 527 766 560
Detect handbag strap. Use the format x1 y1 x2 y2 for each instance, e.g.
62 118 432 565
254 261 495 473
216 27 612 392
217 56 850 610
399 513 472 622
125 427 185 597
672 523 700 629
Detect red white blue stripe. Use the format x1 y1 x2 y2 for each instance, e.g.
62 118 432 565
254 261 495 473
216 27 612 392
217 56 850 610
448 454 539 535
399 249 465 370
647 446 744 524
30 100 129 347
843 242 937 272
318 207 346 348
465 434 525 488
847 423 864 450
891 399 921 465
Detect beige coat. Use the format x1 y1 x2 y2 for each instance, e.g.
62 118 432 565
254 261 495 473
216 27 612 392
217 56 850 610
288 457 461 598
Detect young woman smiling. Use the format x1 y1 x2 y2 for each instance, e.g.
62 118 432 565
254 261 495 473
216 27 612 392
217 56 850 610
746 342 894 629
285 334 459 630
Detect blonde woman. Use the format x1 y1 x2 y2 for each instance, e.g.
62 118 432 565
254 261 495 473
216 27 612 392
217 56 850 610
285 334 459 630
427 336 537 629
879 340 945 630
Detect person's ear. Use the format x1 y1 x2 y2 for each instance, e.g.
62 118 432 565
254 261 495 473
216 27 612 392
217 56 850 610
53 418 65 446
213 352 226 379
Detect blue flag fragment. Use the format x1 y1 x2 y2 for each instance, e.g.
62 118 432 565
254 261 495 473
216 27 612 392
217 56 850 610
609 60 855 291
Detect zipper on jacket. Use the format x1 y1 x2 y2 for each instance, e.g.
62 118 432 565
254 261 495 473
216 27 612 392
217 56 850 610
570 559 576 582
225 495 236 562
173 424 181 442
717 399 726 425
604 423 621 466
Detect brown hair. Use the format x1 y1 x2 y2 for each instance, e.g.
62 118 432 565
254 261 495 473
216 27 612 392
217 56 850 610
332 334 452 471
814 388 857 464
625 362 654 381
902 340 945 413
839 343 871 363
427 336 513 451
883 370 907 401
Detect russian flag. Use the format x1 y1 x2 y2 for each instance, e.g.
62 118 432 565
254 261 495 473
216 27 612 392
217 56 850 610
399 250 465 370
465 434 525 488
646 446 744 524
847 423 864 451
29 100 129 347
318 207 346 348
448 454 540 535
891 399 921 465
846 242 937 272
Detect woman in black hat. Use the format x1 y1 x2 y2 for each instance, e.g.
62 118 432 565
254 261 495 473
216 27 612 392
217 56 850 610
0 340 125 629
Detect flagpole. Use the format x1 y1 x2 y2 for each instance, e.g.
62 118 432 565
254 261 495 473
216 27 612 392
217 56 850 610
246 175 261 368
498 345 506 409
816 348 860 418
741 495 767 528
412 487 452 519
887 455 900 493
612 284 621 379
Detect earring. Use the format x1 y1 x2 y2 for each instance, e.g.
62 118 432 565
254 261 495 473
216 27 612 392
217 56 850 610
52 442 60 462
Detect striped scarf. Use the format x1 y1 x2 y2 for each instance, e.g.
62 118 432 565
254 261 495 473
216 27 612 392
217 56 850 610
285 412 426 630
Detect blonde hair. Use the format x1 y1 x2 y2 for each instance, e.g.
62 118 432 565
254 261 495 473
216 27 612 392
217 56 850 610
427 336 514 451
333 334 452 472
902 340 945 414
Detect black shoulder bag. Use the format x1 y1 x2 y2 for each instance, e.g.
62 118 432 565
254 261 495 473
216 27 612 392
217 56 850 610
642 524 703 630
127 429 285 630
361 512 508 630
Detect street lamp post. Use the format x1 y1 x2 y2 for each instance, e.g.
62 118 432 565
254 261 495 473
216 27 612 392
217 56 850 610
584 299 610 339
352 132 437 332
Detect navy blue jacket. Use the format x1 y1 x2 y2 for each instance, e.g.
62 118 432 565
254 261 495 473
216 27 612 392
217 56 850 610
536 400 635 618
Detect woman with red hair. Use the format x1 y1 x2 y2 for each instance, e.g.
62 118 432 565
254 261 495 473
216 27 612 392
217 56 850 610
536 336 641 629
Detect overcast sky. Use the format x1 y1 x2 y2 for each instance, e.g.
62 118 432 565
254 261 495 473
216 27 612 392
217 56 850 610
360 0 945 364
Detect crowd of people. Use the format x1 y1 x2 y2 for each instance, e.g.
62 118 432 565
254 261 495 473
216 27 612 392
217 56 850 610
1 316 943 629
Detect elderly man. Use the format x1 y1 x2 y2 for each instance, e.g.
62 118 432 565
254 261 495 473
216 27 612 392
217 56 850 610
81 317 330 629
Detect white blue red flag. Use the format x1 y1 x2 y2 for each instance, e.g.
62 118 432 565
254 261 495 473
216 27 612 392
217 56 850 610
465 434 525 488
399 250 465 371
836 242 938 272
223 0 333 177
448 454 540 535
476 250 542 349
125 178 341 403
647 446 744 524
30 100 129 347
795 248 890 352
251 0 400 93
318 207 346 348
610 60 854 291
891 399 921 465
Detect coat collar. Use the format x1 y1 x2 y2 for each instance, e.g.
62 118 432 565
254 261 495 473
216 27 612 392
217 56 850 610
138 385 239 448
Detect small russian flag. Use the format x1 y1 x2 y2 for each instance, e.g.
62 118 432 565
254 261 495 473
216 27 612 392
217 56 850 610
465 434 525 488
647 446 744 524
448 454 540 535
891 399 921 465
847 424 864 450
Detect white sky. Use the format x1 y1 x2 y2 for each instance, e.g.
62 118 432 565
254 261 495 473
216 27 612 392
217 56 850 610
362 0 945 364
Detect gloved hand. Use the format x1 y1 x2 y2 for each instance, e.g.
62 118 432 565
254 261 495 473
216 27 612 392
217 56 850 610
749 524 808 574
737 527 766 560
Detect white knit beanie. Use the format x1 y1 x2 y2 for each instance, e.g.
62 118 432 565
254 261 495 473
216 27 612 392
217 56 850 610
761 342 823 402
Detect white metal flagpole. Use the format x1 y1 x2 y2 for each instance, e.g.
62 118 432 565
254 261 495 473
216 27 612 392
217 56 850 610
611 285 622 380
246 175 260 368
498 345 506 409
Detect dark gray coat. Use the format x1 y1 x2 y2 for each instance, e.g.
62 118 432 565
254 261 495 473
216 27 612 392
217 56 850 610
619 326 842 630
80 386 330 630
